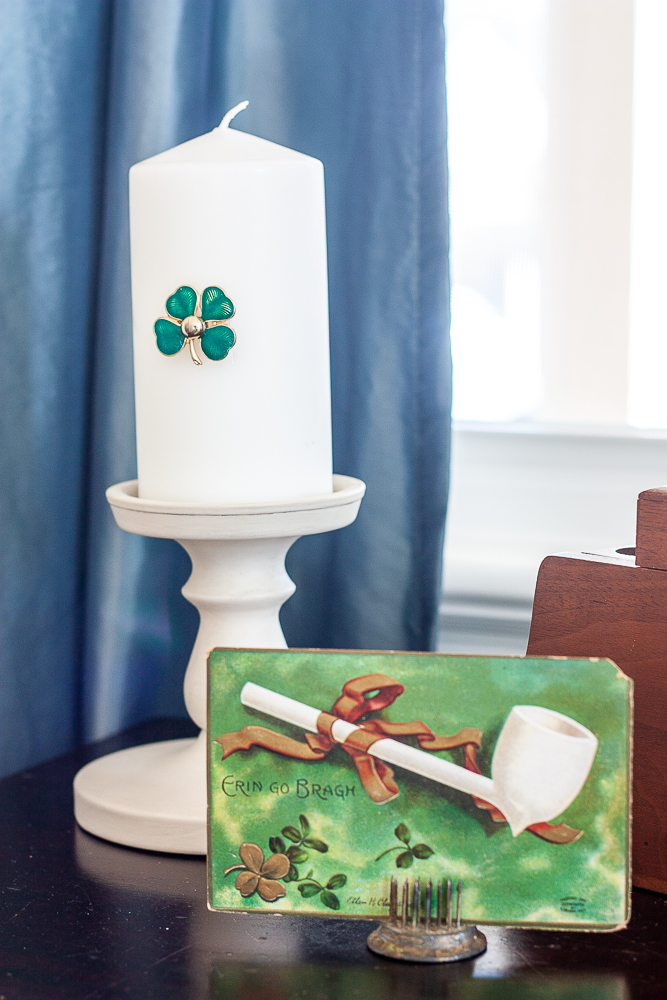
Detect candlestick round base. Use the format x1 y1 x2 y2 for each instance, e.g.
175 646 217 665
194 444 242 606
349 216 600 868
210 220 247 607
74 735 207 854
74 475 365 854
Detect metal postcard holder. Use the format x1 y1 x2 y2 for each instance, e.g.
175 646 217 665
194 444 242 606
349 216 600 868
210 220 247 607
367 877 487 963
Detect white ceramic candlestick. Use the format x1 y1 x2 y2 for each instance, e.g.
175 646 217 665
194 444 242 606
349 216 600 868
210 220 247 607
73 474 365 854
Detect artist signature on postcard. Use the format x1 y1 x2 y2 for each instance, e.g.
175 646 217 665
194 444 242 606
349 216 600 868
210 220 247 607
348 896 390 908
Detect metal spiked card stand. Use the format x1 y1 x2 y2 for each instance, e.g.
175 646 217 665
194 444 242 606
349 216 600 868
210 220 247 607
73 475 365 855
367 878 487 963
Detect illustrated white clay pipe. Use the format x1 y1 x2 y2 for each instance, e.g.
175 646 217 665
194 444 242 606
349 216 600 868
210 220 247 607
240 682 598 837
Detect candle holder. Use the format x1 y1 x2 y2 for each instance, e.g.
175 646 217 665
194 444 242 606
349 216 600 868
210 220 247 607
73 475 365 855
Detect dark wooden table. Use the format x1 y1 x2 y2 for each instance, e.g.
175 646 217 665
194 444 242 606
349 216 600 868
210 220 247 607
1 720 665 1000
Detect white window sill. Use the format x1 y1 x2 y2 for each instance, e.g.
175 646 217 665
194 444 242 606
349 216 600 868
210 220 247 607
443 420 667 609
453 419 667 442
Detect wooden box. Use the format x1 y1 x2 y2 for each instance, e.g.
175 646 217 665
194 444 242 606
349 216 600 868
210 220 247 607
528 487 667 893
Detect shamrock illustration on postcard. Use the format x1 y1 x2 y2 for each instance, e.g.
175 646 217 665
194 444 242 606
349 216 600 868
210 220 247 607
207 649 631 929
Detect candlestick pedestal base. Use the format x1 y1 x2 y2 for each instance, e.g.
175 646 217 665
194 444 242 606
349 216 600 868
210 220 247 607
73 475 365 854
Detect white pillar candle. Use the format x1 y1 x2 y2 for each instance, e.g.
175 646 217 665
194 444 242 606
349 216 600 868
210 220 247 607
129 103 333 504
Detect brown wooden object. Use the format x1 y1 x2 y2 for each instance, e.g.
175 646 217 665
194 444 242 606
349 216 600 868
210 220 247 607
636 487 667 570
527 487 667 894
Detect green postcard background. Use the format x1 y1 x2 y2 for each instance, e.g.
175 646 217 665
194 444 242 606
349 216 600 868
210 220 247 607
208 650 630 928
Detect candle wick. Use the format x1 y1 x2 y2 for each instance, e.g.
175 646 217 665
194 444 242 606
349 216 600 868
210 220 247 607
218 101 249 130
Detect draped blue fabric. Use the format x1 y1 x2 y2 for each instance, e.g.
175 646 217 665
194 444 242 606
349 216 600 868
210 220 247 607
0 0 450 777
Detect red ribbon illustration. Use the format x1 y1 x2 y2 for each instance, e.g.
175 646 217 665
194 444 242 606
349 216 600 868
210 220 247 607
215 673 582 844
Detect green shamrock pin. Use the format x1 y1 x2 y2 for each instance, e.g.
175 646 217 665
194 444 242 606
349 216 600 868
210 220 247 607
154 284 236 366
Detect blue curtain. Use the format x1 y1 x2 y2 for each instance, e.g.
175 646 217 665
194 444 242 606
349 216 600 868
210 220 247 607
0 0 450 778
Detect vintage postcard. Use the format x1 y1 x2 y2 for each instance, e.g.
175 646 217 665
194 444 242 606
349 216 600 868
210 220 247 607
207 650 631 929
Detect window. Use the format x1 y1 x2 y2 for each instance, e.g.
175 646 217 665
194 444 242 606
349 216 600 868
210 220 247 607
628 0 667 427
446 0 547 423
446 0 666 430
440 1 667 654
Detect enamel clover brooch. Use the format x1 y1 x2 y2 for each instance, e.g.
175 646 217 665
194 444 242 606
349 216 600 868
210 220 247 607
154 285 236 366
